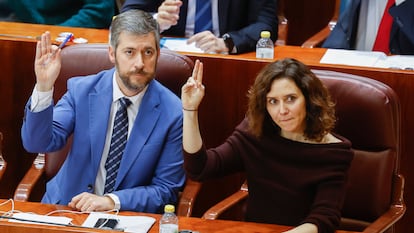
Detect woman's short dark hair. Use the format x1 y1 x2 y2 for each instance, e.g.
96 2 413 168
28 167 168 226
246 58 336 141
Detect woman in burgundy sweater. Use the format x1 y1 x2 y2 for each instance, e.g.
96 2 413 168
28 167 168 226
181 58 354 233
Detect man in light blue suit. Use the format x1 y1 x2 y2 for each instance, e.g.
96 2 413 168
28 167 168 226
21 10 185 213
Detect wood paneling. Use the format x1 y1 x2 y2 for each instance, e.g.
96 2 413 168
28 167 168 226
0 39 37 198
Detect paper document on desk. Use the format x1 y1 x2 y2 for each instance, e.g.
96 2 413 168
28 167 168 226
160 37 204 53
374 55 414 70
320 49 414 70
10 213 72 225
320 49 386 67
82 212 156 233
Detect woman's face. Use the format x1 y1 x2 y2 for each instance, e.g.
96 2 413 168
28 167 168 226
266 78 307 138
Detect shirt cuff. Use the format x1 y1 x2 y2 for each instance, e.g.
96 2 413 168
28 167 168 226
231 46 238 54
396 0 405 6
30 85 53 112
105 193 121 210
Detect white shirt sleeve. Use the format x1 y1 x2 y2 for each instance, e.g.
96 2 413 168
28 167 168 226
105 193 121 210
396 0 405 6
30 85 53 112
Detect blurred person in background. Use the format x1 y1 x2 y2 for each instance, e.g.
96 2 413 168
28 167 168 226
121 0 278 54
323 0 414 55
4 0 115 28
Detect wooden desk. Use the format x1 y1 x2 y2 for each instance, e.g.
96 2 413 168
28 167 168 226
0 199 359 233
0 21 109 43
0 22 412 233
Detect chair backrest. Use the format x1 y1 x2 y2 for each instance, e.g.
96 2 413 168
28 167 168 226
47 43 194 180
313 70 403 231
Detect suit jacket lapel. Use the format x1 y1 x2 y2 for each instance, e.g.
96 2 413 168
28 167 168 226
89 70 114 174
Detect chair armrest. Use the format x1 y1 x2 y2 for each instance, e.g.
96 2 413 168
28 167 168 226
202 181 248 220
0 132 5 180
362 205 406 233
0 157 5 180
177 179 202 217
276 15 289 46
362 174 406 233
14 154 45 201
301 21 336 48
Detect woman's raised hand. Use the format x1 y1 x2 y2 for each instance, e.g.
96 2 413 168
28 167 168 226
181 60 205 111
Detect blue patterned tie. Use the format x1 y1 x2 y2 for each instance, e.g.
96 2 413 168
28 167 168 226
104 97 131 193
194 0 212 33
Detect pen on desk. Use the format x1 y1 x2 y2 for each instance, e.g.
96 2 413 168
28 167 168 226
44 33 73 65
54 33 73 54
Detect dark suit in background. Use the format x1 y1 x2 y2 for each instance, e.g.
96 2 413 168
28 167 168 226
323 0 414 55
121 0 278 54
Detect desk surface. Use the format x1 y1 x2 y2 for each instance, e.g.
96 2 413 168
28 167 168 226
1 21 412 75
0 21 109 44
0 199 359 233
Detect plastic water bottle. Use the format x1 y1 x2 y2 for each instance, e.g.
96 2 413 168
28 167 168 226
256 31 274 59
159 204 178 233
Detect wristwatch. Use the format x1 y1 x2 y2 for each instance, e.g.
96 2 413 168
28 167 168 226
222 33 236 54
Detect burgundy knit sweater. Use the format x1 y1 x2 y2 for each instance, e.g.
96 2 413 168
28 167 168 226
184 118 354 233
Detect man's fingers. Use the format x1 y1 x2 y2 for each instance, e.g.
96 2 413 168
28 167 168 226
35 41 41 61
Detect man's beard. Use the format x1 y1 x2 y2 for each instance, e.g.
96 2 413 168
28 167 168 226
119 70 150 93
115 56 155 94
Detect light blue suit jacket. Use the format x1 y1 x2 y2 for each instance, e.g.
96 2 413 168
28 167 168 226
21 68 185 213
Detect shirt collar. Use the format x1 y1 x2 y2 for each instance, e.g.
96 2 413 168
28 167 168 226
112 71 147 106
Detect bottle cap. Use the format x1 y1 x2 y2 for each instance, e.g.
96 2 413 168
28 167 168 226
260 31 271 38
164 204 175 213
